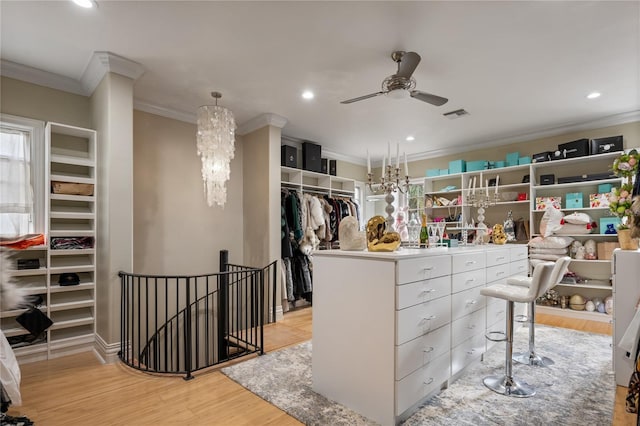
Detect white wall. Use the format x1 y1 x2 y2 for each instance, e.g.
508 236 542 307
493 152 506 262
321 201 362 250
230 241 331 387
133 110 244 275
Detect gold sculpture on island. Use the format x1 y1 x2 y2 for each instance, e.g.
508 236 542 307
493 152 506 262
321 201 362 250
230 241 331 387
366 215 401 252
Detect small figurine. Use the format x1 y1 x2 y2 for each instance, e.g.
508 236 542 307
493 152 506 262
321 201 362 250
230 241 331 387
395 209 409 242
570 240 583 259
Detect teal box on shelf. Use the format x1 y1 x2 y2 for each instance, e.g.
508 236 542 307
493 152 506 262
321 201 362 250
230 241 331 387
518 156 531 165
426 169 440 177
565 192 583 209
600 217 621 234
449 160 466 173
494 161 506 168
598 183 613 193
467 160 487 171
439 169 449 176
506 152 520 167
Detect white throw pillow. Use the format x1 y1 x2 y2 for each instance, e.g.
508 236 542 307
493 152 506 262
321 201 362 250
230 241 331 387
563 212 592 225
529 235 574 248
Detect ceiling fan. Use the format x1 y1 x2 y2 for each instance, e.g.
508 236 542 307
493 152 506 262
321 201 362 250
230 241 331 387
340 51 448 106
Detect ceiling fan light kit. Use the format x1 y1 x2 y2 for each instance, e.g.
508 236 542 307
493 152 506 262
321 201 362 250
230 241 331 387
341 51 448 107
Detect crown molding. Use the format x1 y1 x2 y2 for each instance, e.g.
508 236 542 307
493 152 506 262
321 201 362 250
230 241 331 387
81 51 145 95
134 100 196 124
406 110 640 162
237 113 288 135
0 59 86 96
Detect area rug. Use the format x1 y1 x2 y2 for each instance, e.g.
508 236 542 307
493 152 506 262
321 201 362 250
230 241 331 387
221 325 615 425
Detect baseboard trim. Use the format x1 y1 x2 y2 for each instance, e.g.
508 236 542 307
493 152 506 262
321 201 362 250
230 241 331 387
95 334 121 364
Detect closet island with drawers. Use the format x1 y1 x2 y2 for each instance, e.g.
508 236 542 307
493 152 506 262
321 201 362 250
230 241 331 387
312 244 528 426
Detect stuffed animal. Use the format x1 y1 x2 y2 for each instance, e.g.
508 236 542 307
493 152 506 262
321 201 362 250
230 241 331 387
492 223 507 245
583 239 597 260
570 240 583 259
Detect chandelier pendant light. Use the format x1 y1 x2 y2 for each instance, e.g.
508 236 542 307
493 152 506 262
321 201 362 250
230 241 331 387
196 91 236 207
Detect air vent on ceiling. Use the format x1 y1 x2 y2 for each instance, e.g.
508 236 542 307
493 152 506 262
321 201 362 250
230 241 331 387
443 109 469 119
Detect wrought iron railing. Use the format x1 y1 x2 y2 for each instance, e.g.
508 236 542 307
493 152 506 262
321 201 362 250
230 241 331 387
118 251 277 379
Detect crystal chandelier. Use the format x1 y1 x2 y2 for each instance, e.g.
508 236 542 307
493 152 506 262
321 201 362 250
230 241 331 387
196 92 236 207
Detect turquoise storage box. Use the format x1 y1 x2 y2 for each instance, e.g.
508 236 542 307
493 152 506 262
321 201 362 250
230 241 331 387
494 161 506 168
518 156 531 165
439 169 449 176
598 183 613 193
506 152 520 167
449 160 466 174
467 160 487 171
565 192 583 209
600 217 621 234
426 169 440 177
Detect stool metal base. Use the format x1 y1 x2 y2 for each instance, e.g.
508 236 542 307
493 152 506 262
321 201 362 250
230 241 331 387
512 351 554 367
483 374 536 398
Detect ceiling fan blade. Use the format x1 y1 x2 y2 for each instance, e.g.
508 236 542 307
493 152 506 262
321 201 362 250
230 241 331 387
396 51 421 79
340 91 385 104
410 90 448 106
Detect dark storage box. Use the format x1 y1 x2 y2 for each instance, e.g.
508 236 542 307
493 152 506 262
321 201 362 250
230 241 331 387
321 158 328 174
558 175 588 184
17 259 40 270
329 160 337 176
532 151 552 163
540 174 555 185
590 135 623 155
558 138 590 159
586 172 616 181
281 145 297 168
302 142 322 173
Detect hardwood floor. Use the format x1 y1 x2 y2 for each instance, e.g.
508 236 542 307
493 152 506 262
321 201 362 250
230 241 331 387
5 308 635 425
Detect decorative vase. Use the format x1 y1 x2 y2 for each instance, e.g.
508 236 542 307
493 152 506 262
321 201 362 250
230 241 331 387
617 228 639 250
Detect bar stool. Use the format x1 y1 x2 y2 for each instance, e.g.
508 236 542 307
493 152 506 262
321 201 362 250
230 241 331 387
480 261 555 397
508 256 571 367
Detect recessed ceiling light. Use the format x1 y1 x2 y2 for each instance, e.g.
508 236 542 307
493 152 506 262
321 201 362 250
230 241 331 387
406 136 415 142
72 0 97 8
302 90 314 100
587 92 601 99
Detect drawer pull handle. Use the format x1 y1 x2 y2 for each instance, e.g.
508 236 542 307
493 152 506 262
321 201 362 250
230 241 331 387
420 315 437 324
420 288 436 295
497 310 505 315
422 266 434 271
465 260 477 266
467 324 476 330
423 378 434 385
423 346 435 353
465 278 476 283
467 349 476 355
467 299 478 305
496 271 505 276
496 256 505 261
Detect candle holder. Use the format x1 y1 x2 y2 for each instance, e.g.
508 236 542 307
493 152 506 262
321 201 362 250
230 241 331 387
368 166 410 231
467 191 500 244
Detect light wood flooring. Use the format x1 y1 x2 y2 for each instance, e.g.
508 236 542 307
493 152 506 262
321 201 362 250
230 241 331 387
5 309 635 425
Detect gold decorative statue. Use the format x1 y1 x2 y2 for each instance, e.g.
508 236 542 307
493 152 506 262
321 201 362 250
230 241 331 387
366 215 401 252
492 223 507 245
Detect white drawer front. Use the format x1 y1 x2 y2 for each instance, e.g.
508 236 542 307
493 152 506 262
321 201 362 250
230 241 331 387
396 295 451 345
397 255 451 285
451 268 486 293
451 332 485 376
451 308 485 348
452 252 486 274
396 275 451 310
510 245 528 262
396 323 451 380
486 298 506 327
486 248 510 267
396 351 450 416
509 259 528 277
451 285 485 322
486 263 510 284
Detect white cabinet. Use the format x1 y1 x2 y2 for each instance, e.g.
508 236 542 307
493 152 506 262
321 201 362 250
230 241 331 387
612 249 640 386
312 246 528 425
